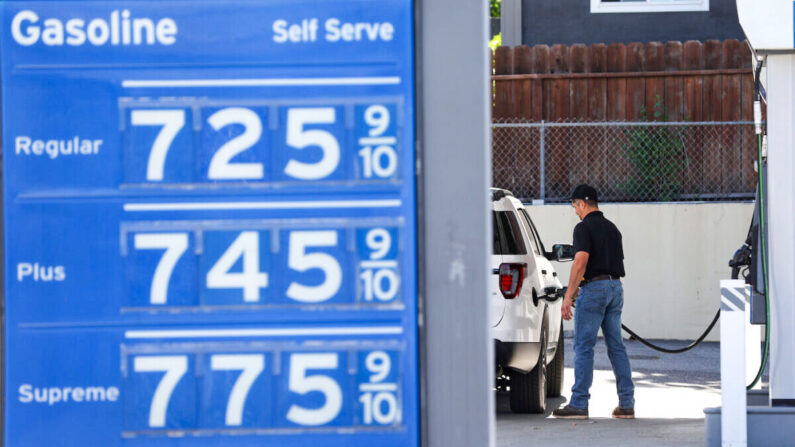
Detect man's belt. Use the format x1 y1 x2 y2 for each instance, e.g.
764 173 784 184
583 274 621 284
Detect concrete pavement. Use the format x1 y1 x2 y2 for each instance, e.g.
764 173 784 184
496 338 757 447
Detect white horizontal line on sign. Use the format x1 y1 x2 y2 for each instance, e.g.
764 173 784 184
123 199 402 212
359 136 397 146
122 77 402 88
125 326 404 339
360 260 399 269
359 383 398 392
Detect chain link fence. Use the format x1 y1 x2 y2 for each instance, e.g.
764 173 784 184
492 119 759 203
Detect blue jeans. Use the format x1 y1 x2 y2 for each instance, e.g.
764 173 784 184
569 279 635 409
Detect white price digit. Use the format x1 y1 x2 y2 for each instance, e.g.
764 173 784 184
286 353 342 426
359 392 398 425
134 233 188 305
364 105 390 136
131 109 186 181
133 355 188 428
358 145 398 179
365 351 391 383
210 354 265 426
284 108 340 180
360 269 400 302
365 228 391 260
206 231 269 302
361 228 399 302
207 107 264 180
286 231 342 303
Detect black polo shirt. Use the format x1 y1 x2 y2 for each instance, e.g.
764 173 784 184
572 211 625 280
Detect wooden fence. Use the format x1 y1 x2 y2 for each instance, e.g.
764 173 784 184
491 39 759 202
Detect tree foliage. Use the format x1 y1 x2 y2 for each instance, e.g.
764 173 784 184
491 0 501 18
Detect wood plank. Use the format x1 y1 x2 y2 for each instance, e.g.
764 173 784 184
508 46 536 193
683 41 704 120
704 40 722 70
723 39 742 69
532 45 550 122
625 42 646 200
514 45 533 74
588 43 608 193
492 47 508 190
607 43 628 199
703 40 723 193
570 44 589 120
722 39 743 195
512 46 533 118
739 43 757 193
664 41 684 121
495 45 513 75
569 44 590 191
683 40 703 70
607 43 627 121
645 42 664 120
550 44 569 73
494 82 511 119
547 43 570 121
493 46 515 193
661 41 685 199
545 44 571 199
683 41 704 193
516 79 533 119
494 46 514 118
533 44 551 73
626 42 646 121
588 43 608 119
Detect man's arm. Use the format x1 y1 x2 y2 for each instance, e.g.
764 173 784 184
561 251 589 320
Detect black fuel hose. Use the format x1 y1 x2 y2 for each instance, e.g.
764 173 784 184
562 285 721 354
621 310 719 354
615 266 748 353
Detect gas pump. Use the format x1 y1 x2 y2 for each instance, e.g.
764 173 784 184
704 2 795 446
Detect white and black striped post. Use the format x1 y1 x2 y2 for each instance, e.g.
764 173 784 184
720 279 750 447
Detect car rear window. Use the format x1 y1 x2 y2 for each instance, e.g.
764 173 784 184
493 212 503 255
493 211 527 255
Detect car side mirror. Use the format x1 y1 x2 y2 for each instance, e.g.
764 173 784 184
552 244 574 262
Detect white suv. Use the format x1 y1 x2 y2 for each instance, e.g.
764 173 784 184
491 188 572 413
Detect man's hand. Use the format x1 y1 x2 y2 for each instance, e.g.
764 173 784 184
562 250 588 321
561 296 573 320
561 287 578 320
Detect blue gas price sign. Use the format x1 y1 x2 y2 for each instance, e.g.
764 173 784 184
0 1 418 446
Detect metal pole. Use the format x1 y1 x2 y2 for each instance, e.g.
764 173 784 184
419 0 493 445
539 120 546 202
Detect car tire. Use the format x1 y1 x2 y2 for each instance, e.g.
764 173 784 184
546 320 564 397
509 317 547 413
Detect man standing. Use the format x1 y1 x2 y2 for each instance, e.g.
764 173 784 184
552 184 635 420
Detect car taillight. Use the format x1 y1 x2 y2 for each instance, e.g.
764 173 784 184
499 263 526 299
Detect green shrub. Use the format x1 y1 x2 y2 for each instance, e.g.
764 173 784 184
620 96 687 201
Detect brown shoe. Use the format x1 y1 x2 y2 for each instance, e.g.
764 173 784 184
612 407 635 419
553 405 588 419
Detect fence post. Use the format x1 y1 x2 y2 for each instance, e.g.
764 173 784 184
539 120 546 201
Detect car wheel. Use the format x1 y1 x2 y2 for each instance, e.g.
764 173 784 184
509 319 547 413
546 320 564 397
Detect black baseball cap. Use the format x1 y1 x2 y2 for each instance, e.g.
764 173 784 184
571 184 598 202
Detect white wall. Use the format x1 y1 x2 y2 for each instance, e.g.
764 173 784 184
528 202 754 341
